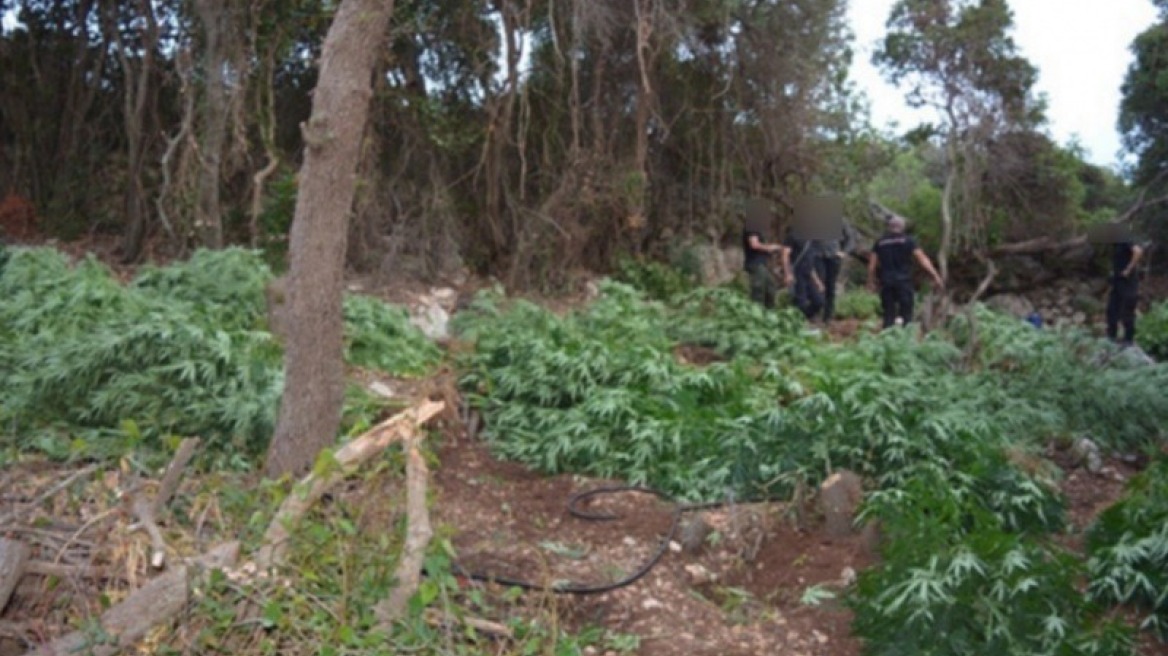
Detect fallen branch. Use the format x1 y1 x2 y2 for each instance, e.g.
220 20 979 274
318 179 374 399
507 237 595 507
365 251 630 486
0 465 98 526
24 561 120 581
153 437 200 516
0 538 30 614
26 542 239 656
254 400 444 572
374 429 433 627
129 495 167 571
422 608 514 639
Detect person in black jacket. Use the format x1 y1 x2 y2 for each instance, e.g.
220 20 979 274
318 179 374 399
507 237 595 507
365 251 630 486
1107 236 1144 345
867 216 943 328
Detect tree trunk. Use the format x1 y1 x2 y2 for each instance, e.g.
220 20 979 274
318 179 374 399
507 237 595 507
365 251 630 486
939 137 957 285
193 0 231 249
264 0 395 478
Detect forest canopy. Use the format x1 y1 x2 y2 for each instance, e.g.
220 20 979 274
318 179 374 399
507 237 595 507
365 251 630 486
0 0 1160 289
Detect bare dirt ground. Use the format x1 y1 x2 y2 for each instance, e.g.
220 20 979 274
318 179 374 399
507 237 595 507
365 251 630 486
432 428 872 656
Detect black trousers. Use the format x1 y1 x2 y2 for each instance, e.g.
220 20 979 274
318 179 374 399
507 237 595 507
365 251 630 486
793 264 823 320
816 256 842 322
1107 277 1138 343
880 280 915 329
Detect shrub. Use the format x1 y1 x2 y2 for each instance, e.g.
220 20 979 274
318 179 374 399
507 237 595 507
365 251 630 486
833 288 881 321
1137 300 1168 360
1 247 440 459
343 294 442 377
1087 458 1168 641
853 477 1132 656
613 256 696 302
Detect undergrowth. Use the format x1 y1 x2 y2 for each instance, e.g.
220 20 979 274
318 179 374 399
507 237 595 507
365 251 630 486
454 279 1168 654
0 247 439 462
1087 457 1168 640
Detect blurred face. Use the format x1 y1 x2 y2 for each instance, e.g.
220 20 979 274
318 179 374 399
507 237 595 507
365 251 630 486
792 194 843 240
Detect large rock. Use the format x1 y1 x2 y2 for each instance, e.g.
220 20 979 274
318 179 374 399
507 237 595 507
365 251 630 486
818 470 864 538
690 243 742 286
986 293 1034 318
410 299 450 340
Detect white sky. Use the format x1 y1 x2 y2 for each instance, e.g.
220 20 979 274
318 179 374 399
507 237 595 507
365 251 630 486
848 0 1160 169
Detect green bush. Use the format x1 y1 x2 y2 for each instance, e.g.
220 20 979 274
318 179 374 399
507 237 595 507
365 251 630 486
343 294 442 377
853 477 1132 656
1 247 440 460
613 256 696 302
1087 458 1168 641
1137 300 1168 360
0 248 283 456
833 288 881 321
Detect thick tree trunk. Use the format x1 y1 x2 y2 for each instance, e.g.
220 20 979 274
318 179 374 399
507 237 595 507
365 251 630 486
193 0 231 249
264 0 395 478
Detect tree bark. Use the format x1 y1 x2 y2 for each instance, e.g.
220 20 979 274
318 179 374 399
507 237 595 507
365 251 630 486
193 0 232 249
264 0 395 478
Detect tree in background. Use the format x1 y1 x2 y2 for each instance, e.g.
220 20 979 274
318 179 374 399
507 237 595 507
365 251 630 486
876 0 1041 281
264 0 395 477
1120 0 1168 245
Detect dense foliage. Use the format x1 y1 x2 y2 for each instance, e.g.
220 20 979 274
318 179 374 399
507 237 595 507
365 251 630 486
1087 458 1168 640
1137 300 1168 360
455 280 1168 654
0 247 438 459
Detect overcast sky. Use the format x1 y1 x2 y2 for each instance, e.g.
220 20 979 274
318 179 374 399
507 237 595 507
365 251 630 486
848 0 1160 169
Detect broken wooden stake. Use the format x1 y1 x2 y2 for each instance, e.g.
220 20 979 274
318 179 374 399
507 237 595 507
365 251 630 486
0 539 29 614
375 429 433 627
255 400 444 572
25 542 239 656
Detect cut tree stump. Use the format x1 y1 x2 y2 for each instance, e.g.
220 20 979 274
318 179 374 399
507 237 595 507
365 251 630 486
0 539 29 614
818 470 864 538
25 542 239 656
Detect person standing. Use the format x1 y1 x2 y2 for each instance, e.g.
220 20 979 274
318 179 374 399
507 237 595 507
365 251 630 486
867 216 943 329
813 220 856 323
742 202 792 309
785 229 824 320
1107 233 1144 346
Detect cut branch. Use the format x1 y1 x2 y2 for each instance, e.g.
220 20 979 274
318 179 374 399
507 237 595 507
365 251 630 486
374 429 432 627
255 400 444 572
26 542 239 656
153 437 200 516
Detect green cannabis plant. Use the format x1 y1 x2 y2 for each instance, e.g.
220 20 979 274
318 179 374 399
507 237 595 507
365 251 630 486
1087 458 1168 641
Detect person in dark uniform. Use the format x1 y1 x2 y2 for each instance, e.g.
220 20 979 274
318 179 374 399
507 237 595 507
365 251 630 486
785 229 825 320
812 220 856 323
741 202 792 309
1107 234 1144 345
867 216 943 328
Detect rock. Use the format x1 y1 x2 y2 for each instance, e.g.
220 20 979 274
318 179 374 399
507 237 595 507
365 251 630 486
409 302 450 340
584 280 601 300
986 294 1034 318
641 597 662 610
430 287 457 309
840 566 857 587
669 541 682 553
684 563 717 585
368 381 395 398
1071 438 1103 474
818 470 864 538
690 243 739 286
679 517 714 554
1072 311 1086 325
622 536 637 547
812 630 829 645
1115 345 1156 367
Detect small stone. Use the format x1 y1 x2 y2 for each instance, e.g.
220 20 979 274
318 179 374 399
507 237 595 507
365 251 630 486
583 647 598 656
368 381 394 398
819 470 864 537
669 540 682 553
641 597 662 610
684 563 717 585
840 566 857 587
623 536 637 547
812 630 828 644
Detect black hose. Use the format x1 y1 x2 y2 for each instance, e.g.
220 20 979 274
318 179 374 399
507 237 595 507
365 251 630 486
444 485 764 596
